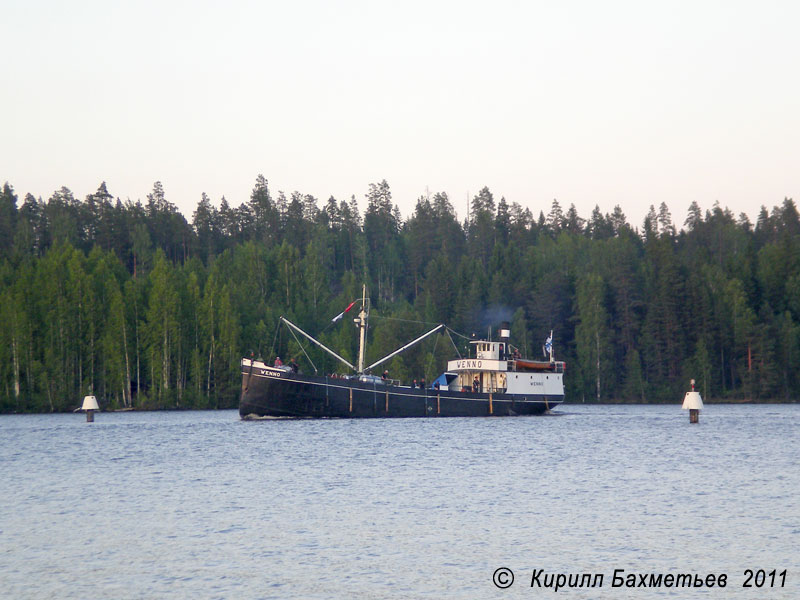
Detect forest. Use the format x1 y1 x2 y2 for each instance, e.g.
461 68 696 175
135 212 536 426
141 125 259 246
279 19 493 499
1 176 799 412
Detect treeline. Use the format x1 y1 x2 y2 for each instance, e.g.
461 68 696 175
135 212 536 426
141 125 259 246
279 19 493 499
1 176 799 411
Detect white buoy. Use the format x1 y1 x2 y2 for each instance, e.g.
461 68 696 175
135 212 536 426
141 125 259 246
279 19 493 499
82 395 99 422
682 379 703 423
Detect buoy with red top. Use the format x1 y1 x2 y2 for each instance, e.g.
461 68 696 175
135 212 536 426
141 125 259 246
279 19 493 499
682 379 704 424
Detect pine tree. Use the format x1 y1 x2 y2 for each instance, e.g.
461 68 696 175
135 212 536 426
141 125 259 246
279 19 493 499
247 174 278 245
564 204 585 234
546 199 564 233
0 183 18 258
684 201 703 231
468 187 496 268
608 205 629 236
192 192 217 263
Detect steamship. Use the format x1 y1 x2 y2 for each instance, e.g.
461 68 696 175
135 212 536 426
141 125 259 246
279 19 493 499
239 287 565 419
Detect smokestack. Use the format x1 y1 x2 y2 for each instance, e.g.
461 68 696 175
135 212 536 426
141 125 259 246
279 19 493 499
499 322 510 342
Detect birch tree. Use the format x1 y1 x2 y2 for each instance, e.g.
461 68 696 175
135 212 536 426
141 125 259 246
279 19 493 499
146 251 179 405
575 273 611 402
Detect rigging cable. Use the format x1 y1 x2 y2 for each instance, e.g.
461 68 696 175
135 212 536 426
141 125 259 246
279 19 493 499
270 318 280 360
368 319 471 362
445 328 462 359
283 320 319 374
424 331 441 381
370 315 441 327
444 326 473 341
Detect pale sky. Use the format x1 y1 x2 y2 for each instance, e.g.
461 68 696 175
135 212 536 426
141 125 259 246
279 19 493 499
3 0 799 228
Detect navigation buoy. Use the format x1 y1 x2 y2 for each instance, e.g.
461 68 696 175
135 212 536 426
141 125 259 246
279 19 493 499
682 379 703 424
82 395 99 422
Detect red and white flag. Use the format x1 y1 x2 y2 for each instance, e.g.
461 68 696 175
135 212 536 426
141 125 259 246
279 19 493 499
331 301 356 322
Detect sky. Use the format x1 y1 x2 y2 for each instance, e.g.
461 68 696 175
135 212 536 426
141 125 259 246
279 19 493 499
3 0 799 228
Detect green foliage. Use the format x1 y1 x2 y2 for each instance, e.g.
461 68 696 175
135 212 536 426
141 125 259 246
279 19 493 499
574 273 611 402
1 179 799 411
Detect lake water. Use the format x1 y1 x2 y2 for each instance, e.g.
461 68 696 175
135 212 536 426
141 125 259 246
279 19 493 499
1 404 797 599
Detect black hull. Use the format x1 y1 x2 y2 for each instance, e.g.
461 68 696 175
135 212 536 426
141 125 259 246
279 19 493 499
240 367 563 419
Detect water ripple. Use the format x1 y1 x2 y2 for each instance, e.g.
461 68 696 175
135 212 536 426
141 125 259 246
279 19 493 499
0 405 798 598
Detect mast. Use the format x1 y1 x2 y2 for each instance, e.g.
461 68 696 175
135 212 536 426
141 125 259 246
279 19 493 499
356 284 368 373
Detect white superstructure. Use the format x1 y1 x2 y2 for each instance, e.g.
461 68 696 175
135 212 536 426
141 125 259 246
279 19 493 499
446 337 565 397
